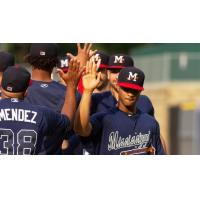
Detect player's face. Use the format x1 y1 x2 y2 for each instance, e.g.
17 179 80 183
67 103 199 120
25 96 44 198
107 69 121 91
118 86 141 107
97 68 108 90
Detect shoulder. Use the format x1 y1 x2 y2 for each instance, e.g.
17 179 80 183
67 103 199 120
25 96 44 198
91 108 117 121
92 91 112 100
138 95 152 104
52 81 66 89
137 112 158 127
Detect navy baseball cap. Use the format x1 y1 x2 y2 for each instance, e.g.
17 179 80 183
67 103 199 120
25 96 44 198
57 55 70 73
108 54 134 69
117 67 145 91
0 52 15 72
94 51 109 69
29 43 58 57
1 65 31 93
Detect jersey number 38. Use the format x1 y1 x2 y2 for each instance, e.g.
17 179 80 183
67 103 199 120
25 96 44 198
0 128 37 155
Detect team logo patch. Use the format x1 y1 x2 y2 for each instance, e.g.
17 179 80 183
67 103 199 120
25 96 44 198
94 54 101 62
127 72 139 82
114 56 124 64
108 131 151 151
40 84 48 88
60 59 69 68
40 51 46 56
11 98 19 102
7 86 13 92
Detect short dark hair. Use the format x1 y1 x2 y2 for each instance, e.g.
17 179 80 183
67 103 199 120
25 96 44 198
25 43 59 72
25 55 58 72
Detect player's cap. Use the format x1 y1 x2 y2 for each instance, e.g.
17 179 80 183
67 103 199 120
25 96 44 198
29 43 58 57
117 67 145 91
108 54 134 69
94 51 109 69
57 55 70 73
1 65 31 93
0 52 15 72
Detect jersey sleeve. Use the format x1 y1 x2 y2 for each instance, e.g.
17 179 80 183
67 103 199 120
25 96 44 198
35 107 71 154
90 112 107 138
41 108 71 137
153 121 165 155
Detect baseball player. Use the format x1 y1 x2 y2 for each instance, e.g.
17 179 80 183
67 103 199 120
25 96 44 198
0 60 82 155
86 54 157 154
74 59 165 155
24 43 81 113
24 43 82 154
0 51 15 98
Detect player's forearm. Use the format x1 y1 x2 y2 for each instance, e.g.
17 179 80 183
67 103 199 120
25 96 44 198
61 85 77 124
74 90 92 137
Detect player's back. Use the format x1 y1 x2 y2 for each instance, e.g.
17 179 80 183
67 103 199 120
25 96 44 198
24 80 66 113
0 98 70 155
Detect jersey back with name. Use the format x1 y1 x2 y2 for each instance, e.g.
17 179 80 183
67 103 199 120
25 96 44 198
0 98 70 155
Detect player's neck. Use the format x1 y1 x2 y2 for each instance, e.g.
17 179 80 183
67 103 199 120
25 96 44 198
1 91 24 100
118 102 136 115
31 68 52 82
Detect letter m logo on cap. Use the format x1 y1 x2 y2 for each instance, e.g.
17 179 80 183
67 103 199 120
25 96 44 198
94 54 100 62
127 72 138 82
114 56 124 64
60 59 68 68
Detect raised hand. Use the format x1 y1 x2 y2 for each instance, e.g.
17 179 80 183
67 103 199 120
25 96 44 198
67 43 97 69
57 58 84 89
82 56 101 93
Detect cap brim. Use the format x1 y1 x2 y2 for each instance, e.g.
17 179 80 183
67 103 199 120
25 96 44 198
98 64 108 69
118 82 144 91
107 65 125 69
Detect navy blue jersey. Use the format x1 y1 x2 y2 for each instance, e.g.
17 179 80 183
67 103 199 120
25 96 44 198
90 108 164 155
136 95 155 117
79 91 155 154
91 91 154 117
24 80 81 155
0 98 70 155
25 80 81 113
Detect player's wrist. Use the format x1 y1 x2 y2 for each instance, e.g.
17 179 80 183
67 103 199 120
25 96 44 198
67 83 77 90
83 89 93 95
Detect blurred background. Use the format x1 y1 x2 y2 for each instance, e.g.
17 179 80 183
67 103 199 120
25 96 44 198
1 43 200 155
